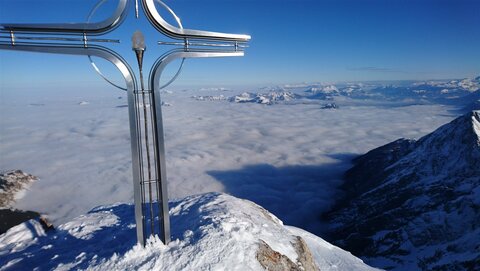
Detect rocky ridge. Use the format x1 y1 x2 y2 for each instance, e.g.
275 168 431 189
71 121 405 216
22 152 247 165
0 192 379 270
325 111 480 270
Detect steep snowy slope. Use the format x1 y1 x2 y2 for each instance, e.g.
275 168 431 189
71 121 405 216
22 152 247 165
0 193 378 271
325 111 480 270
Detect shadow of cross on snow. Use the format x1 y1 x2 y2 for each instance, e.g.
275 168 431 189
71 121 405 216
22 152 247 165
0 204 137 270
0 196 222 270
207 154 356 236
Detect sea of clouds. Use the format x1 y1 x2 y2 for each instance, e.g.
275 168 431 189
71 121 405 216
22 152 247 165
0 86 460 235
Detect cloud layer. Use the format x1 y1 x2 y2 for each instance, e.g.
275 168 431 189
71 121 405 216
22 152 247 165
0 87 459 234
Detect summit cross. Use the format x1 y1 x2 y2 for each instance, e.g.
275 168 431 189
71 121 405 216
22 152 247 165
0 0 250 246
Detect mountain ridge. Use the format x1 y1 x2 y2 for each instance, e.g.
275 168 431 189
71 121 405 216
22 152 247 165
0 192 379 271
325 110 480 270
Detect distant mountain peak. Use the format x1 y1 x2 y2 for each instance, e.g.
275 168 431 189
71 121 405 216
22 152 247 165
388 110 480 180
326 111 480 271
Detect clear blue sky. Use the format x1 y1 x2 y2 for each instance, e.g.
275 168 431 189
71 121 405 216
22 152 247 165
0 0 479 92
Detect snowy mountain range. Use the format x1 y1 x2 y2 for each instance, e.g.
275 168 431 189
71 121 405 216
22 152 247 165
325 111 480 270
363 77 480 105
189 76 480 107
0 193 378 270
229 91 300 105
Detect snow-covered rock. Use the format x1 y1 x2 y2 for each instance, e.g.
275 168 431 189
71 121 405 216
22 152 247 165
367 76 480 105
412 77 479 92
191 95 227 101
0 193 378 270
0 170 37 207
229 92 299 105
305 85 339 95
325 111 480 270
458 77 480 92
0 170 40 236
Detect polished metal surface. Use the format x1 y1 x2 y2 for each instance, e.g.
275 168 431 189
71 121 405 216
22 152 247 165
0 0 128 35
142 0 251 42
0 0 250 247
158 40 248 48
0 41 146 247
147 49 244 243
151 0 184 90
86 0 130 91
135 0 140 18
0 35 119 43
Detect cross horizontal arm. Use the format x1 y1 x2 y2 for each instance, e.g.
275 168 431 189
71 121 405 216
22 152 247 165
0 34 119 44
142 0 250 42
158 41 248 48
0 0 128 35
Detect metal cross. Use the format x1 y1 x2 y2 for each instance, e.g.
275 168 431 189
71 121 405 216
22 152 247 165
0 0 250 246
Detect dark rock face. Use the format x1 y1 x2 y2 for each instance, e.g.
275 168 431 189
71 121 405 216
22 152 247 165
0 209 39 235
325 111 480 270
321 103 339 109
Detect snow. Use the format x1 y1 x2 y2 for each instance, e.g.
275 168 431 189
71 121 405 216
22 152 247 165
321 85 339 94
58 212 119 240
473 110 480 143
0 170 37 207
191 95 227 101
412 77 480 92
0 220 45 253
0 193 379 270
229 91 298 105
326 109 480 270
287 226 378 270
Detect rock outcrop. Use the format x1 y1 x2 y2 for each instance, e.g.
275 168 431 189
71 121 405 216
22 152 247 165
0 170 39 234
325 111 480 270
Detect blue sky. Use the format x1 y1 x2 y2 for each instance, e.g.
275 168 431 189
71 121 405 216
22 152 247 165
0 0 479 92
